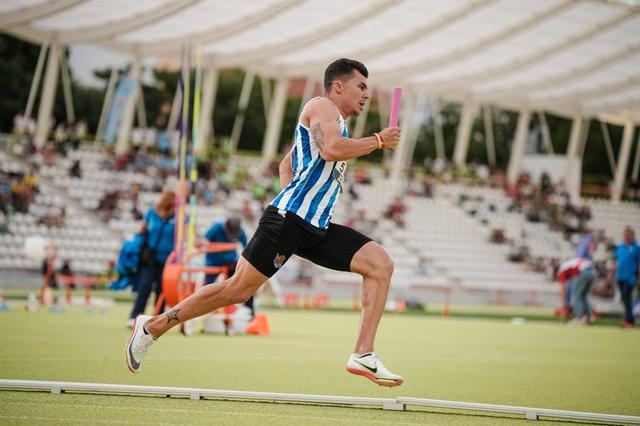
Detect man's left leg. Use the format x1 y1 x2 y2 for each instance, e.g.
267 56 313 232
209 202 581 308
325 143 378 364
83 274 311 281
297 224 403 387
346 241 403 387
349 241 393 354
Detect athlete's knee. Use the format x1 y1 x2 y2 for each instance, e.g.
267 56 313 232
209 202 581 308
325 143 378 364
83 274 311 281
376 253 394 282
356 243 393 282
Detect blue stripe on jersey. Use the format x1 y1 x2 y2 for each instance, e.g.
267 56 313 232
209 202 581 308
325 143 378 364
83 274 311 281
318 185 341 228
304 163 336 223
291 129 299 171
271 112 347 229
300 126 312 168
288 156 325 211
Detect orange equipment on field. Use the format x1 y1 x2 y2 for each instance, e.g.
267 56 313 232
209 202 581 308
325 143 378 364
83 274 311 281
155 242 237 312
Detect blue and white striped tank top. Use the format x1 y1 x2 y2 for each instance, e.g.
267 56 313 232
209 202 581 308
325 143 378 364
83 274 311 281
270 110 348 229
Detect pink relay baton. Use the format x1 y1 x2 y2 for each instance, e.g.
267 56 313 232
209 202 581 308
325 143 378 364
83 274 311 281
388 87 402 127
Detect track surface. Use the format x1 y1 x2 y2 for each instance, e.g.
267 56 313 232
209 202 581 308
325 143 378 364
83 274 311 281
1 304 638 424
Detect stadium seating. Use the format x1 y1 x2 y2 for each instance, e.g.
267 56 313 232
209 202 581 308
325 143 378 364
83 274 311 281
2 147 638 308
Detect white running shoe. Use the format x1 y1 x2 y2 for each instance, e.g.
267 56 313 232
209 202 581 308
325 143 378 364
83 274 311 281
126 315 155 374
346 353 403 387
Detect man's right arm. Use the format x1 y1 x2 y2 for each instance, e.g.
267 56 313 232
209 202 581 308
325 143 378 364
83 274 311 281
307 98 400 162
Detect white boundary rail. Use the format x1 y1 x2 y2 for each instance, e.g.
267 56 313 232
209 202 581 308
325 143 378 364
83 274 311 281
1 379 639 424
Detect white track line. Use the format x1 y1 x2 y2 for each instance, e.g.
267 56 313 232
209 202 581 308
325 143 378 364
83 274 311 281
1 401 427 425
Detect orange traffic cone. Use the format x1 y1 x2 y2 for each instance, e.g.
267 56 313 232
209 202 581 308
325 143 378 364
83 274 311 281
246 313 270 336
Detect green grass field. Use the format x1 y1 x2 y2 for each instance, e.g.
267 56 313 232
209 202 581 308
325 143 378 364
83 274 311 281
0 303 639 425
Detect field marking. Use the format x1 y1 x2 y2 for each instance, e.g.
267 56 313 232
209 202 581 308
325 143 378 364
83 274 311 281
1 401 427 425
0 357 108 362
0 415 199 425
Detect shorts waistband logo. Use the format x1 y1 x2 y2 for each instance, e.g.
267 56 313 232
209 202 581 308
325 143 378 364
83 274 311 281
273 253 286 269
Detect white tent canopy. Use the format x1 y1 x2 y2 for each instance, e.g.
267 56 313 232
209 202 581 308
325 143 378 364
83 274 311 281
2 0 640 124
2 0 640 201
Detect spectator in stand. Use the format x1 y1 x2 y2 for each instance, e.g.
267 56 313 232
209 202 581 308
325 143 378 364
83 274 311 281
241 199 256 225
0 173 10 216
59 259 75 290
575 228 596 260
540 172 553 196
384 196 407 228
202 217 252 317
354 166 372 184
346 209 376 237
128 190 176 327
557 257 595 325
10 174 32 213
611 226 640 328
41 244 58 290
69 159 82 178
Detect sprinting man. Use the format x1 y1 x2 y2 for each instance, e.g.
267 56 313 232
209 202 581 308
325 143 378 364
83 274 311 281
127 58 403 387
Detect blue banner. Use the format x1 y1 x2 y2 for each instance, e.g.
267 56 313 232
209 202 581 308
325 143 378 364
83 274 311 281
104 78 136 144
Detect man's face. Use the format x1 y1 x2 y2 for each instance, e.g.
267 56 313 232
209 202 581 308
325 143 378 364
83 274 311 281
623 229 634 244
335 70 369 116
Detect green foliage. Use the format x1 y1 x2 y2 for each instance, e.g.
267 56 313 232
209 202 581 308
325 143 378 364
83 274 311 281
0 35 40 132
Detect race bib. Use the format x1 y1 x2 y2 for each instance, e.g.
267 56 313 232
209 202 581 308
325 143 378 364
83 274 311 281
332 161 347 192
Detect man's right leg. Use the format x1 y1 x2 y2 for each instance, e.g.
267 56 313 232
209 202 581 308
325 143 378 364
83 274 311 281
126 257 268 373
146 256 267 338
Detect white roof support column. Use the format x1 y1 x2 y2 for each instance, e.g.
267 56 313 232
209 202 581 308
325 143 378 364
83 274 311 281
377 91 390 130
578 119 590 159
261 77 289 167
507 109 531 186
116 58 142 155
600 121 617 176
25 42 48 119
230 72 255 153
611 119 635 202
95 67 118 142
631 130 640 183
483 105 496 167
167 82 182 133
35 41 61 148
390 92 417 183
453 102 477 167
298 78 317 118
565 116 584 202
432 98 445 160
538 112 554 154
196 66 219 156
58 47 75 124
261 76 272 122
352 97 371 139
404 95 428 167
136 83 147 128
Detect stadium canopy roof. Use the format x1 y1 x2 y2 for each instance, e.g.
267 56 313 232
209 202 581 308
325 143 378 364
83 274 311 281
1 0 640 124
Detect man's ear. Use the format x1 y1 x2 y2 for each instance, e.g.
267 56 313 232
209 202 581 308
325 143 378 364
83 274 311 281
332 80 343 94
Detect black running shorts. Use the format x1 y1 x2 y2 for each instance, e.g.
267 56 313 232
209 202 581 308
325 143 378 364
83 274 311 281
242 206 372 277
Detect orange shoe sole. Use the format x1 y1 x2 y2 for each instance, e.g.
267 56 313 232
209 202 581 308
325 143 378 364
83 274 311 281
346 367 403 387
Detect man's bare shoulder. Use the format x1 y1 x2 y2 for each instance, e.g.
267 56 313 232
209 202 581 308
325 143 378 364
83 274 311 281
301 97 338 126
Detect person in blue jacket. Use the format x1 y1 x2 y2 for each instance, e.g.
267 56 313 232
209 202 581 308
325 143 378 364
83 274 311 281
128 190 175 326
202 217 252 317
613 226 640 328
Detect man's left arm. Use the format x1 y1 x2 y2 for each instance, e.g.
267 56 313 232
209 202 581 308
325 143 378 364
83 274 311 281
279 150 294 189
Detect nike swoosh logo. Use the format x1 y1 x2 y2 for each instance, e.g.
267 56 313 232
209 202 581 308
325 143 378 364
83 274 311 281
128 338 140 370
354 359 377 373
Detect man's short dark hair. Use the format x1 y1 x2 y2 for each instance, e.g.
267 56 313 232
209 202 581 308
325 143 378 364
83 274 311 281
324 58 368 92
